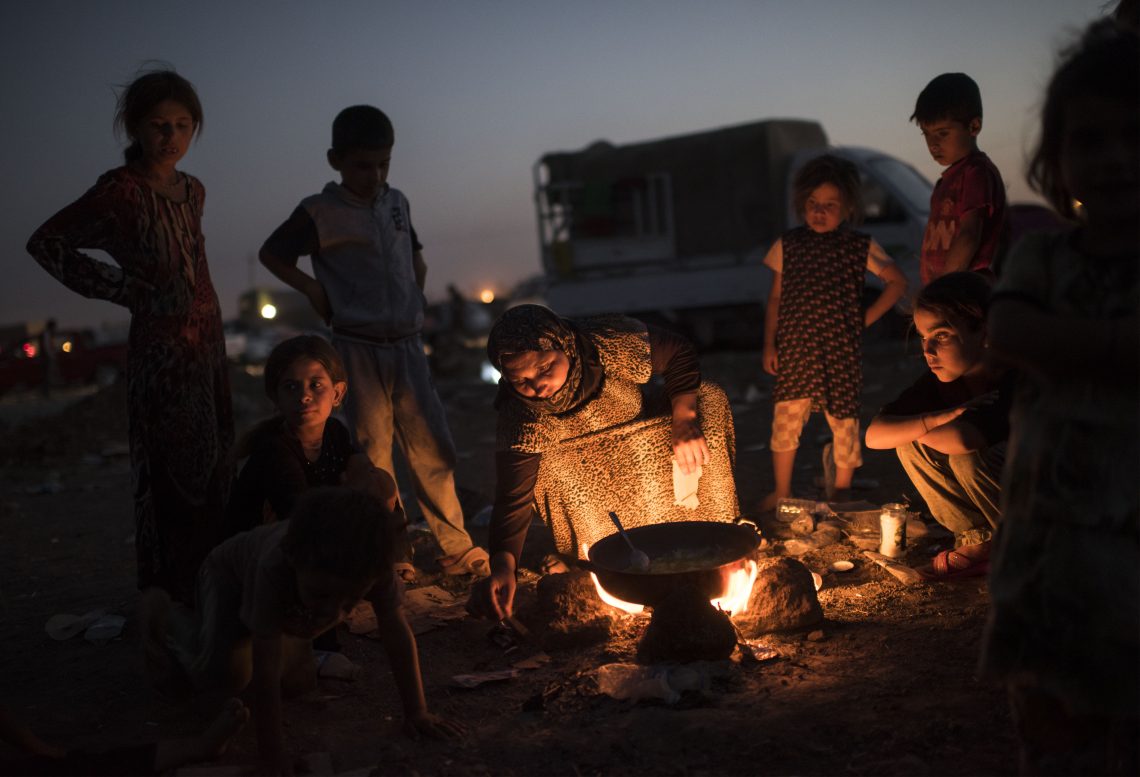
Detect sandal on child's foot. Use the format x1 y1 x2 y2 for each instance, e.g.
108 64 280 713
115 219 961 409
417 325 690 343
438 546 491 578
919 549 989 580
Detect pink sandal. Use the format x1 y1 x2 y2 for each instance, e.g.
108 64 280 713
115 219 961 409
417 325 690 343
923 549 989 580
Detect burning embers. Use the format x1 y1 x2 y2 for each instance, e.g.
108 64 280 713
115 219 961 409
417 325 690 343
586 557 758 617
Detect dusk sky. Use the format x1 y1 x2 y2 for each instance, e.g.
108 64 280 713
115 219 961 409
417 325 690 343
2 0 1108 331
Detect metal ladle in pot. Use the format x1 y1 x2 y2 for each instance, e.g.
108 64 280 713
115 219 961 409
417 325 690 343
608 511 650 573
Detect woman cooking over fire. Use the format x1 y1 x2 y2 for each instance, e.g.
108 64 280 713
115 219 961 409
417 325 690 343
468 304 739 619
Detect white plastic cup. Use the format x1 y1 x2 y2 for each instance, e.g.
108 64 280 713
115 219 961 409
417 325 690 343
879 503 908 558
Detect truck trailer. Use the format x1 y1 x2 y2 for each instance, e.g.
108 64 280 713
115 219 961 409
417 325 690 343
533 118 933 346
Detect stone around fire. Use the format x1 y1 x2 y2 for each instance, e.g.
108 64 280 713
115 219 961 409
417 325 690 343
534 568 618 650
736 557 823 636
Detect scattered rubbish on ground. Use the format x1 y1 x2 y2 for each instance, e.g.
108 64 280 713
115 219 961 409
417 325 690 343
345 600 377 635
596 661 726 704
737 639 780 663
863 551 925 584
315 651 361 681
45 609 106 641
83 613 125 643
512 652 552 670
452 668 521 689
347 586 468 638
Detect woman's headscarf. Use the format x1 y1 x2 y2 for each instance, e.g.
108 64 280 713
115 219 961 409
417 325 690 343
486 304 603 415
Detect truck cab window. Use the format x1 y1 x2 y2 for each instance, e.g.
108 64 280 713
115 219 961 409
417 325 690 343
860 174 907 224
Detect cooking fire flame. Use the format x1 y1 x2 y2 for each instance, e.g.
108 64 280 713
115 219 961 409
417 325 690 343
582 542 758 617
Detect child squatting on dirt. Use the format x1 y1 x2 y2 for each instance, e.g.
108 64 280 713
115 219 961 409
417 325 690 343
865 272 1013 580
979 19 1139 776
760 154 908 511
142 487 463 775
911 72 1006 284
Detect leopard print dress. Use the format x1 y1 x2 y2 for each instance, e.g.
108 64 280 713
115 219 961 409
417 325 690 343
496 316 738 557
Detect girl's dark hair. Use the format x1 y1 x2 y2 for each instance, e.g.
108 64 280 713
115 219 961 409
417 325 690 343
232 335 347 459
263 335 347 401
281 487 394 582
1027 20 1139 219
114 67 203 164
792 154 863 224
915 271 993 331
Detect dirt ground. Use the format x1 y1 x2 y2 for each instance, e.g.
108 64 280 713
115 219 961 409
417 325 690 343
0 333 1017 776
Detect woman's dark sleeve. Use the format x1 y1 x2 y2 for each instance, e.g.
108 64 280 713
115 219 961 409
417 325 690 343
646 324 701 399
489 450 542 565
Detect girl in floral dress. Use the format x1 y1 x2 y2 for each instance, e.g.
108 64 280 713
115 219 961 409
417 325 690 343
26 69 233 605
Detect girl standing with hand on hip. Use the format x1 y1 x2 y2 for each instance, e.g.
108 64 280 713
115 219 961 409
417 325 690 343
26 68 233 605
759 154 908 510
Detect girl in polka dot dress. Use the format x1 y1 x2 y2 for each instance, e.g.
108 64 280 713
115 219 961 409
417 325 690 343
760 155 908 510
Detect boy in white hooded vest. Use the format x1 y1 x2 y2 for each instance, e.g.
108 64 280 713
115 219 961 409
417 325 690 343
259 105 489 578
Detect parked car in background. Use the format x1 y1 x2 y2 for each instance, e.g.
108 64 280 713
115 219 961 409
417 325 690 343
0 328 128 395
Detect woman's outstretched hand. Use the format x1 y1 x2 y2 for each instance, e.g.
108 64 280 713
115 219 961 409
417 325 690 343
672 415 710 475
467 553 517 619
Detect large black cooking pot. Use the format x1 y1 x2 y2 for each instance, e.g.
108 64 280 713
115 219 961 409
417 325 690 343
585 520 760 606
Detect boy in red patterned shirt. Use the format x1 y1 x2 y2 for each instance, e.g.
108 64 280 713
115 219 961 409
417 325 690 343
912 73 1007 285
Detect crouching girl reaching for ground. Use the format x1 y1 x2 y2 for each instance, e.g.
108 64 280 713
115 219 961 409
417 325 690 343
143 487 462 775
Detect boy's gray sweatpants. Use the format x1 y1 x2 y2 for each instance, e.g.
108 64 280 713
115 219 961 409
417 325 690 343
896 439 1005 546
334 335 473 557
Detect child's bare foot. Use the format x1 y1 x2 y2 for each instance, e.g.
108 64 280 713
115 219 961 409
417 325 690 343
757 492 789 513
826 487 853 503
152 698 249 772
138 587 191 700
199 698 249 758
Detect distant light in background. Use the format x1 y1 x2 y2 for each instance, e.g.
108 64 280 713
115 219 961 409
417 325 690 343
480 289 495 304
260 304 277 320
61 341 73 353
23 342 37 358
